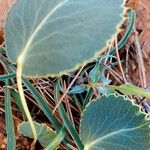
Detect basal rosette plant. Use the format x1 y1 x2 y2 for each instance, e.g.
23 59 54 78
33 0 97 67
5 0 126 145
4 0 150 150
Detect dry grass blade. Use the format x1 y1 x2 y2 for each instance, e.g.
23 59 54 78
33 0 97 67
52 65 84 114
134 28 147 88
115 37 127 83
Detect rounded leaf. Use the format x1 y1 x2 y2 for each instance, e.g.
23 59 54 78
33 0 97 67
5 0 125 77
80 95 150 150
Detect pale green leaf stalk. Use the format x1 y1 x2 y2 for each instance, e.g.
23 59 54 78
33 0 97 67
109 83 150 99
16 60 37 149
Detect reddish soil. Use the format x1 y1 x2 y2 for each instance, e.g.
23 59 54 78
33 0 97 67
136 0 150 56
0 115 31 150
0 0 15 46
0 98 31 150
126 0 150 87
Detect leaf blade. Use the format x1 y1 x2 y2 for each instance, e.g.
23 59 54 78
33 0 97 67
44 128 66 150
80 95 150 150
18 121 57 148
4 80 16 150
5 0 125 76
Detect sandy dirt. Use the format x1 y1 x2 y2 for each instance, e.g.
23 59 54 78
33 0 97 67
0 0 15 45
126 0 150 87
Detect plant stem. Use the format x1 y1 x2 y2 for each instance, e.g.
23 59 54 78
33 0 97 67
16 57 37 150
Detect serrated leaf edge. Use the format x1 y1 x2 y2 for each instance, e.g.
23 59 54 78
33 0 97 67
4 0 127 78
18 121 57 138
79 94 150 149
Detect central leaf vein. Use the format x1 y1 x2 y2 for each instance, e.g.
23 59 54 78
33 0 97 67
18 0 69 63
85 122 149 150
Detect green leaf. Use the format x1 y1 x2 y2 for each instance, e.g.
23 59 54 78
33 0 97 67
110 84 150 99
5 0 125 76
89 62 102 83
83 88 93 108
6 61 70 148
80 95 150 150
18 121 64 148
4 80 16 150
54 80 84 150
22 78 61 130
69 85 86 94
0 73 16 81
45 128 66 150
11 89 27 119
109 9 136 55
0 47 5 54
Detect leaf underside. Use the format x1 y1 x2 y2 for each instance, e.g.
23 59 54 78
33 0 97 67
5 0 124 77
80 95 150 150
